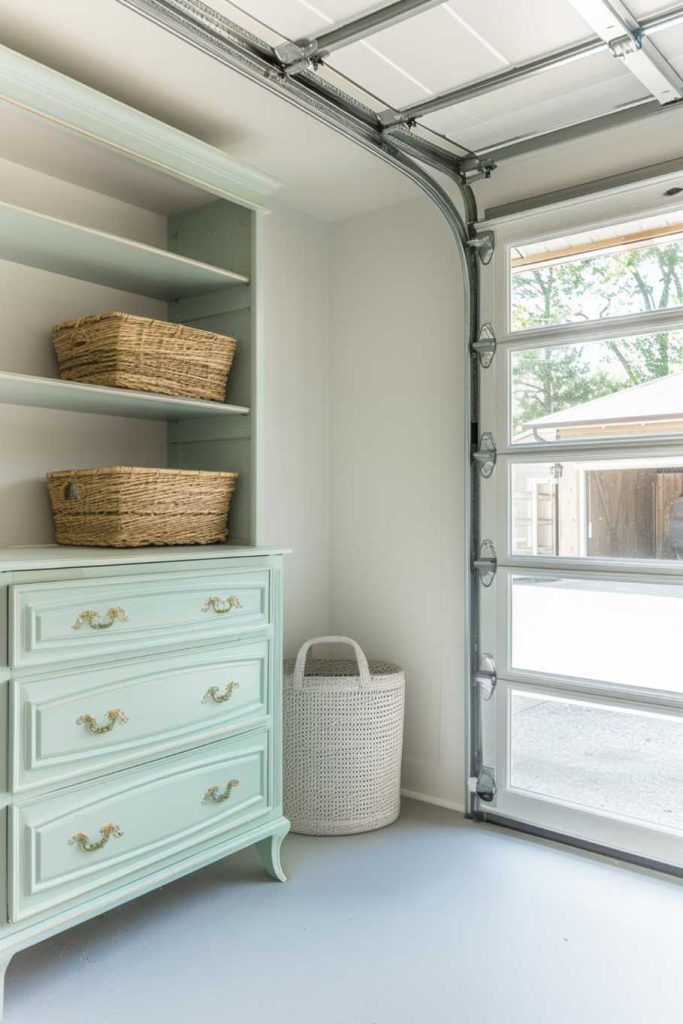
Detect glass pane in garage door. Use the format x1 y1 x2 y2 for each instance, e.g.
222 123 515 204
509 689 683 832
509 332 683 447
510 214 683 331
510 575 683 693
511 457 683 559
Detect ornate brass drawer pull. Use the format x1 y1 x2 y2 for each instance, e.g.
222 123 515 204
72 607 129 631
76 709 129 734
202 682 240 704
202 779 239 804
202 596 243 615
69 823 123 853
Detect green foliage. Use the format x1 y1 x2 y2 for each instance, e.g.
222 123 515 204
511 239 683 435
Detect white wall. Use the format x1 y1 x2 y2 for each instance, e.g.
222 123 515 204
256 203 331 658
328 196 466 810
258 194 468 809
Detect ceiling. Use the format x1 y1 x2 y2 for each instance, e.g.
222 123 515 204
221 0 683 154
0 0 682 221
0 0 420 220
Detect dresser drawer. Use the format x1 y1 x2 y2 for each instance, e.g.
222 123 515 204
10 566 270 669
11 638 272 792
9 730 271 922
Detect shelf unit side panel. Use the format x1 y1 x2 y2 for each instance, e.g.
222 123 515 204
167 200 256 546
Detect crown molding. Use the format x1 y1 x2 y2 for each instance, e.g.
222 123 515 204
0 42 281 211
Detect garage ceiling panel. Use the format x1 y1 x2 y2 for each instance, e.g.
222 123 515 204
220 0 327 38
422 50 641 135
651 21 683 62
625 0 683 16
444 0 595 63
450 74 650 151
325 43 435 107
217 0 683 155
327 5 506 106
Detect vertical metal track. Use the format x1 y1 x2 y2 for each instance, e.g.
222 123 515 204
117 0 482 815
462 186 482 816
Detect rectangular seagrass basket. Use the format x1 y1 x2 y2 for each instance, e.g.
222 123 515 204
47 467 238 547
52 312 237 402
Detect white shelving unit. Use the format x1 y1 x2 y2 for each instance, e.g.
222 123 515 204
0 55 278 548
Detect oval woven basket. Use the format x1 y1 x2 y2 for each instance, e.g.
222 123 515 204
283 637 405 836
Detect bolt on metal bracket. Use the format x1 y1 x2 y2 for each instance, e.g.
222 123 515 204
473 431 497 478
473 540 497 587
471 323 496 368
274 38 318 65
467 229 494 265
282 54 326 76
609 33 641 58
474 653 497 700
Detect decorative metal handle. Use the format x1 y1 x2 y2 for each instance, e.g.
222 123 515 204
202 683 240 704
201 596 243 615
69 823 123 853
72 607 129 631
76 709 129 734
202 779 239 804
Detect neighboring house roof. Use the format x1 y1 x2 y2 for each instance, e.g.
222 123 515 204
525 371 683 430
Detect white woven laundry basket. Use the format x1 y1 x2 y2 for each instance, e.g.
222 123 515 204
283 637 405 836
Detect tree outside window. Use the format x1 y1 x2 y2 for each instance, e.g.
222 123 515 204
511 238 683 436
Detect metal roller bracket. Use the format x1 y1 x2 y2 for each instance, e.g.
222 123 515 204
473 540 497 587
468 767 497 803
467 230 494 265
473 431 497 478
471 323 496 368
474 653 497 700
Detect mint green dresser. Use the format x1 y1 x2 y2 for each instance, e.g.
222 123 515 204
0 546 289 1018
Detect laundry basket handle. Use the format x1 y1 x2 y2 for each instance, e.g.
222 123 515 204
292 637 372 690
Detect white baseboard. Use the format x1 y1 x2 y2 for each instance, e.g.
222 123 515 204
401 788 465 814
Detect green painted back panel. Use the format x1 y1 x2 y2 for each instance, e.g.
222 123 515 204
166 198 256 544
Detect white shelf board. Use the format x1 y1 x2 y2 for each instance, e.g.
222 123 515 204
0 371 250 421
0 201 249 299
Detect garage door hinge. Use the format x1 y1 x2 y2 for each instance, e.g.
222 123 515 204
474 653 497 700
473 431 496 478
471 322 496 368
468 767 497 803
473 540 497 587
467 230 494 265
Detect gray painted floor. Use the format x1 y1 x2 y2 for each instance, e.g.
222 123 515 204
6 800 683 1024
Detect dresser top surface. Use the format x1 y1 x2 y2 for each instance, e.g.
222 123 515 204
0 545 289 572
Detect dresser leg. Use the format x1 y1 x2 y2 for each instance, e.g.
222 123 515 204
256 824 289 882
0 950 14 1023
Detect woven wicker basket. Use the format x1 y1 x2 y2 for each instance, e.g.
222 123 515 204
283 637 405 836
52 312 237 402
47 466 238 548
